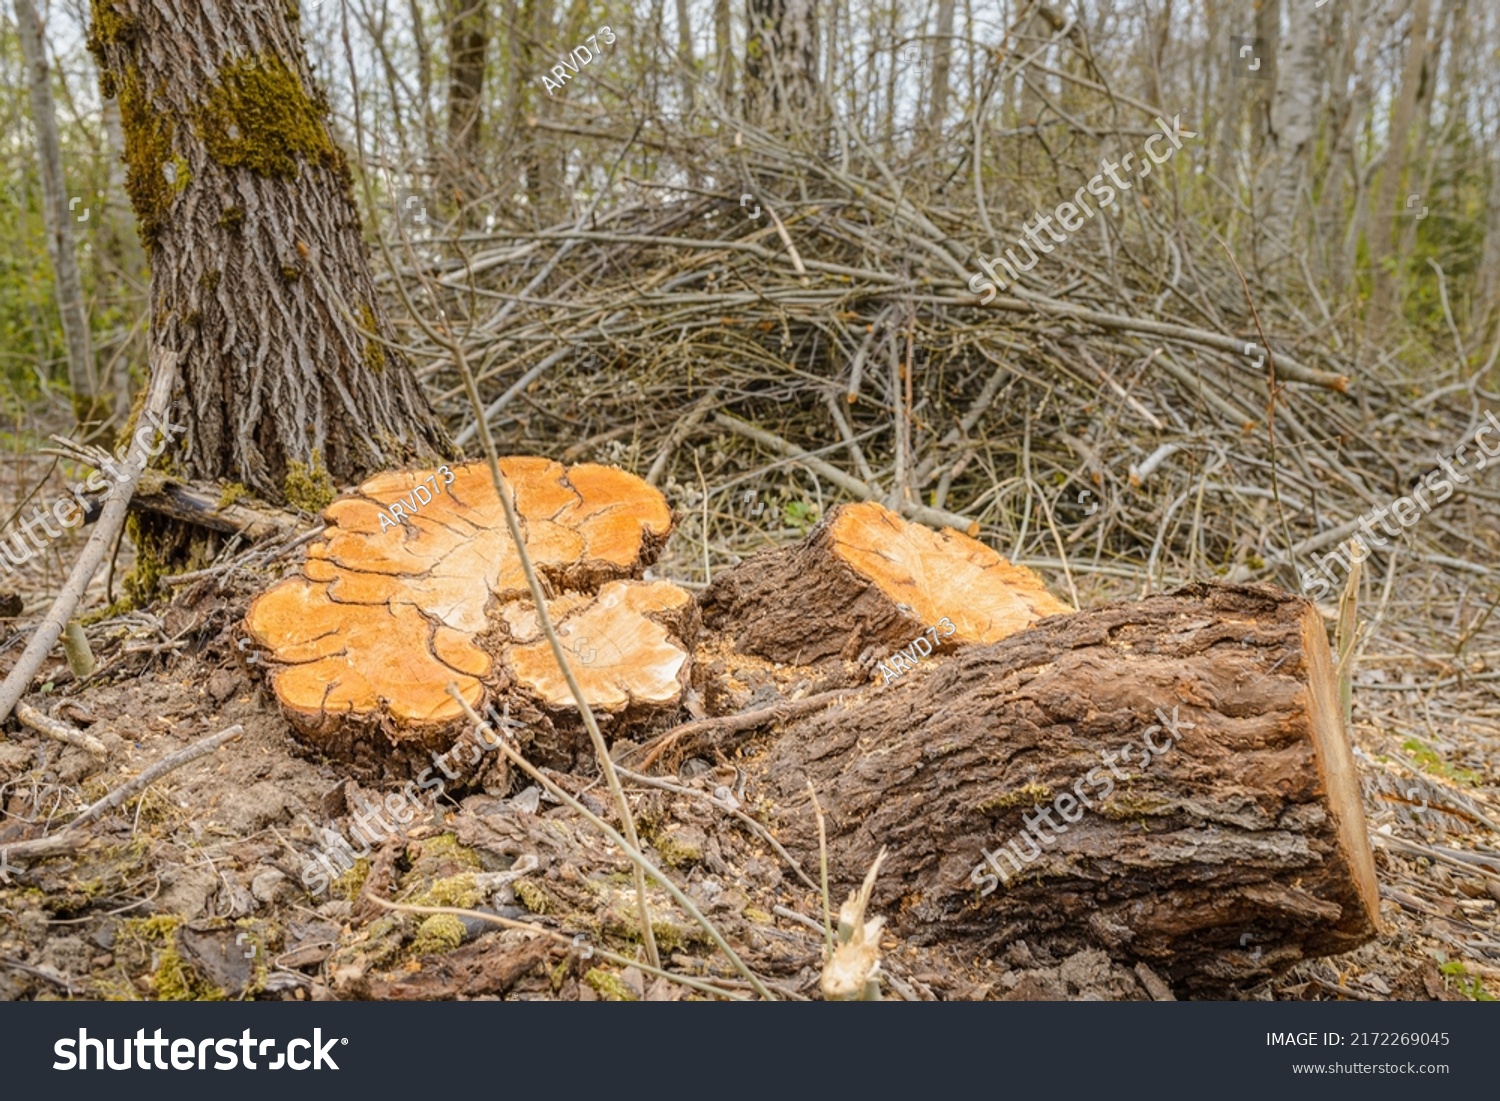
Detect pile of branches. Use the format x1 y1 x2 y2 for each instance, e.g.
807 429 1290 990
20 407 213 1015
367 89 1497 603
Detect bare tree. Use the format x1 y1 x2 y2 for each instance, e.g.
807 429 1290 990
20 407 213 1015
1256 0 1322 254
929 0 957 128
447 0 488 191
86 0 449 508
745 0 819 129
16 0 101 431
1368 0 1433 320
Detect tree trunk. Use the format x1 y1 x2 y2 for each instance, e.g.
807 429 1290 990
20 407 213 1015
446 0 488 192
516 0 561 216
744 0 819 131
1368 0 1432 322
17 0 103 432
1256 0 1322 254
674 0 696 109
928 0 956 128
100 92 147 423
743 582 1380 992
714 0 734 105
86 0 450 509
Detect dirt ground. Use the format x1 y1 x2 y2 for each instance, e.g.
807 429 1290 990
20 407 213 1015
2 498 1497 1005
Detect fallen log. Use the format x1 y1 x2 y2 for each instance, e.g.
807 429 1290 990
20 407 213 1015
696 500 1071 709
742 582 1380 992
129 471 307 540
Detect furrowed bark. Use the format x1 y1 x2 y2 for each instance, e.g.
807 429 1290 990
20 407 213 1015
743 583 1380 992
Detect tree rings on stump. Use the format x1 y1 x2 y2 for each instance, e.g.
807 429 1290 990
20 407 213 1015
243 458 678 772
499 579 699 766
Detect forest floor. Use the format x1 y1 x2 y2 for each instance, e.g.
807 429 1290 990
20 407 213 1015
2 474 1497 1002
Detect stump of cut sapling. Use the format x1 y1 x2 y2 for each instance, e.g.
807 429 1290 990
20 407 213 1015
242 458 690 777
742 583 1379 992
696 501 1072 713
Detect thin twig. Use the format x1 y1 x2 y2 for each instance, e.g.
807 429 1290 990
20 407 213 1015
15 702 107 757
0 352 178 725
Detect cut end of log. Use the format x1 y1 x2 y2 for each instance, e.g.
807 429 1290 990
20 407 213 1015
243 458 676 757
827 502 1072 644
697 500 1071 702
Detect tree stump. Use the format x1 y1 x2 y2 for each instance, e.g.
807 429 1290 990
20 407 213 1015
696 500 1072 711
243 458 685 772
740 583 1379 991
244 467 1380 988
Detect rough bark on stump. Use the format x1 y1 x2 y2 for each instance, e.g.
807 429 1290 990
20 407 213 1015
743 583 1379 992
242 458 684 774
696 500 1071 710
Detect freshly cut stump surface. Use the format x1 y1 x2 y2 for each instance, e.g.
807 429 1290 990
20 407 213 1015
243 458 680 763
744 583 1380 992
697 501 1072 701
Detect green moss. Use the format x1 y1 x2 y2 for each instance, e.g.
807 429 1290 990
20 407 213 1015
333 857 370 900
122 500 212 606
165 153 190 195
280 264 302 283
87 1 139 52
548 954 571 992
196 53 342 180
975 782 1053 814
598 909 700 953
200 269 222 292
410 913 466 955
122 513 161 607
647 921 690 953
110 64 182 252
410 873 483 909
217 482 250 509
358 303 386 373
120 916 225 1002
649 827 702 870
1096 794 1172 820
218 207 245 232
358 916 406 969
584 968 637 1001
512 879 551 914
79 599 132 626
417 833 483 870
283 456 335 512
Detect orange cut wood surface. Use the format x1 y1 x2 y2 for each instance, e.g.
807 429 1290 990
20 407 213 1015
829 501 1072 642
502 580 694 711
244 458 673 742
